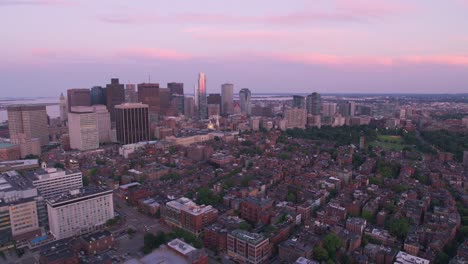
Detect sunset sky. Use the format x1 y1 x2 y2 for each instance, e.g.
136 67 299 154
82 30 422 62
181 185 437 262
2 0 468 96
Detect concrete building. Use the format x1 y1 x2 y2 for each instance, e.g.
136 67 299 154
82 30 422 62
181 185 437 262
240 197 273 224
68 106 99 151
115 103 150 144
0 143 20 161
90 86 106 105
463 151 468 169
207 104 220 118
394 251 429 264
321 103 337 117
184 97 195 118
125 84 137 103
221 83 234 115
47 187 114 240
92 105 111 143
7 105 49 146
138 83 161 119
285 108 307 129
227 229 270 264
59 93 68 122
26 167 83 199
162 197 218 236
306 92 321 115
196 73 208 119
67 89 91 112
105 78 125 123
239 88 252 115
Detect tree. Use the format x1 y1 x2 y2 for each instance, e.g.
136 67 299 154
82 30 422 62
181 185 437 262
313 246 329 262
323 233 342 260
239 222 252 231
54 162 65 169
387 217 410 240
196 187 220 206
82 176 90 186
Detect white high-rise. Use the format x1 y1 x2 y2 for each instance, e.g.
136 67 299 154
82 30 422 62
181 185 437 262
68 106 99 150
221 83 234 115
59 93 68 122
92 105 111 143
47 187 114 240
27 167 83 199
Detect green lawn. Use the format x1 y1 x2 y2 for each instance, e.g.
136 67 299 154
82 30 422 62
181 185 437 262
370 135 406 151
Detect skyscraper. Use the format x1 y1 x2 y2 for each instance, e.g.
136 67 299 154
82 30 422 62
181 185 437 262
221 83 234 116
168 82 184 95
125 84 137 103
92 105 111 143
137 83 160 121
184 97 195 118
90 86 106 105
306 92 321 115
105 78 125 123
239 88 252 115
292 95 306 109
7 105 49 146
68 106 99 151
197 73 207 119
59 93 67 122
67 89 91 112
115 103 150 144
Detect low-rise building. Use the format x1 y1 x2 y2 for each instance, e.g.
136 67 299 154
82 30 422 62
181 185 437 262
227 229 270 264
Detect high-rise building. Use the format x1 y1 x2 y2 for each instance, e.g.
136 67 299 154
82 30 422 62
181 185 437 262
322 103 337 117
68 106 99 151
184 97 195 118
47 187 114 240
338 101 355 117
306 92 321 115
239 88 252 115
227 229 270 264
26 167 83 199
221 83 234 115
105 78 125 123
90 86 106 105
138 83 160 116
197 73 208 119
162 197 218 236
159 88 171 115
92 105 111 143
67 89 91 112
285 108 307 129
125 84 137 103
171 95 185 116
168 82 184 95
115 103 150 144
59 93 68 122
207 93 221 109
293 95 306 109
7 105 49 148
208 104 220 117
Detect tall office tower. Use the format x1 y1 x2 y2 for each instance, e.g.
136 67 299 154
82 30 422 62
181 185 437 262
171 95 185 116
184 97 195 118
321 102 337 117
90 86 106 105
47 187 114 240
349 101 356 116
207 104 220 117
137 83 160 117
285 108 307 129
7 105 49 146
338 101 354 117
115 103 150 144
168 82 184 95
105 78 125 123
306 92 321 115
68 106 99 151
92 105 111 143
0 171 41 246
159 88 171 115
221 83 234 115
197 73 208 119
292 95 306 109
239 88 252 115
59 93 68 122
207 94 222 108
26 167 83 199
67 89 91 112
125 84 137 103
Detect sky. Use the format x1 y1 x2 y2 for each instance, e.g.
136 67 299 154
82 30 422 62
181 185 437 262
1 0 468 96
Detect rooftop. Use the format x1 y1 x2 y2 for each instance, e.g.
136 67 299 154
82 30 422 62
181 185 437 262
0 142 17 149
166 197 217 216
230 229 267 245
47 187 112 206
82 230 112 243
394 251 429 264
167 239 196 256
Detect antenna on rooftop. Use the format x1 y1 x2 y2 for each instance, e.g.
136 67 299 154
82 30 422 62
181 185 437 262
148 74 151 83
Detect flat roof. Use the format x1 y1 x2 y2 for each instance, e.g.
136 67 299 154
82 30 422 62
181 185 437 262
167 238 196 255
47 187 112 206
0 142 17 149
230 229 266 245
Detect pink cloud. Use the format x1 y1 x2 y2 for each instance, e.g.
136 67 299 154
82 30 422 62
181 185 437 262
117 48 193 61
0 0 73 6
184 28 289 40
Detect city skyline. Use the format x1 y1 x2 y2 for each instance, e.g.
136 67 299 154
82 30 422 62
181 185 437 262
2 0 468 96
